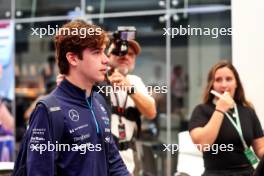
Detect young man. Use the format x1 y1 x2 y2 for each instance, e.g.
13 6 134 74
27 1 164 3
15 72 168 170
55 38 156 175
22 20 129 176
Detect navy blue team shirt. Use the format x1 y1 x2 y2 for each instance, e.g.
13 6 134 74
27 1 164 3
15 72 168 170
26 79 129 176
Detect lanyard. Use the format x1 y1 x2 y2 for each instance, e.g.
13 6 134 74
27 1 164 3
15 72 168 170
224 104 259 167
224 104 248 149
86 96 100 134
114 92 128 124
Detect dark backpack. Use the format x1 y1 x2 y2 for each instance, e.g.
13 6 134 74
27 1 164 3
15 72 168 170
12 94 64 176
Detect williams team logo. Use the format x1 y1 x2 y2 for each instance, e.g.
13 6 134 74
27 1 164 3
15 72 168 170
68 109 80 122
100 104 107 114
105 136 110 143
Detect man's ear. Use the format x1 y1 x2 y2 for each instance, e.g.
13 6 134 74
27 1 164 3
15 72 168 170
66 52 78 66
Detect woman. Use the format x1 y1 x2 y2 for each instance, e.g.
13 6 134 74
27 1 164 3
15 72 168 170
189 61 264 176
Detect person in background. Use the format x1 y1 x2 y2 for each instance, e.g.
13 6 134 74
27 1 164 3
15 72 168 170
171 65 188 112
24 56 57 124
0 63 14 133
189 61 264 176
0 97 14 134
171 65 188 131
107 40 156 175
41 55 57 92
0 64 14 162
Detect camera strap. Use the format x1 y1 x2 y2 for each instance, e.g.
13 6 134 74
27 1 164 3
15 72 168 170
114 92 128 141
114 92 128 123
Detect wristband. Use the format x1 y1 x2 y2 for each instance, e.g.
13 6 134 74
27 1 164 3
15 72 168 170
215 109 225 115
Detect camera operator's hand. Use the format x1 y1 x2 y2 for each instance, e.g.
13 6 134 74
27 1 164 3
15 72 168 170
108 69 132 88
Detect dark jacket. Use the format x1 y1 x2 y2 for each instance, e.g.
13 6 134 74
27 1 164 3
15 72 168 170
26 79 129 176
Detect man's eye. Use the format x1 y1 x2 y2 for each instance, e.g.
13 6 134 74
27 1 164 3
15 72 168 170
93 51 100 54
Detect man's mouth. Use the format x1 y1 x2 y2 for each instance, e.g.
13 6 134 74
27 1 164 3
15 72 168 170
118 60 129 65
99 68 107 74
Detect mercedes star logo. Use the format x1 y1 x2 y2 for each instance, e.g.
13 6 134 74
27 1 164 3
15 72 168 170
68 109 80 122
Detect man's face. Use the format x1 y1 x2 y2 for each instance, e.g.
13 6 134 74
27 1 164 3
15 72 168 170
109 47 136 74
77 46 109 84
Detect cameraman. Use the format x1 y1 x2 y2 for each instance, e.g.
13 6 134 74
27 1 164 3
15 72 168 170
107 39 156 174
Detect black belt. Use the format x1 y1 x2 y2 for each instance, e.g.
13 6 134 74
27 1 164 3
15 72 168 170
113 135 135 151
118 141 135 151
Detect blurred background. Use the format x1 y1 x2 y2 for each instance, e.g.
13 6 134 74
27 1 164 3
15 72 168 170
1 0 263 175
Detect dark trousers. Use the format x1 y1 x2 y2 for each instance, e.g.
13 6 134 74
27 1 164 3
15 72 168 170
202 167 254 176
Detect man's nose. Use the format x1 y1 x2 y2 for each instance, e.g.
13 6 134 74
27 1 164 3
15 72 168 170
102 54 109 64
119 54 129 60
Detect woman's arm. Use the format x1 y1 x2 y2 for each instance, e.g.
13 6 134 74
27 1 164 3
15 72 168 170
190 110 224 149
190 91 234 151
253 137 264 158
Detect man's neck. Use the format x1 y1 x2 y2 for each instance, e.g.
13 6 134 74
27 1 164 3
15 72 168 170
65 74 93 96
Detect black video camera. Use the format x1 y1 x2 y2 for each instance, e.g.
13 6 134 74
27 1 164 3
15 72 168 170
109 26 136 56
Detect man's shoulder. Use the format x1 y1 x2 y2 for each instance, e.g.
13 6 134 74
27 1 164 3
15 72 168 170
31 91 62 118
127 74 145 86
93 91 104 99
93 91 108 105
28 102 49 125
127 74 141 80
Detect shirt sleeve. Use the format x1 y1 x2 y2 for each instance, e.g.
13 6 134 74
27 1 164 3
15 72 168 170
250 108 264 139
108 135 130 176
188 104 211 132
26 103 55 176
